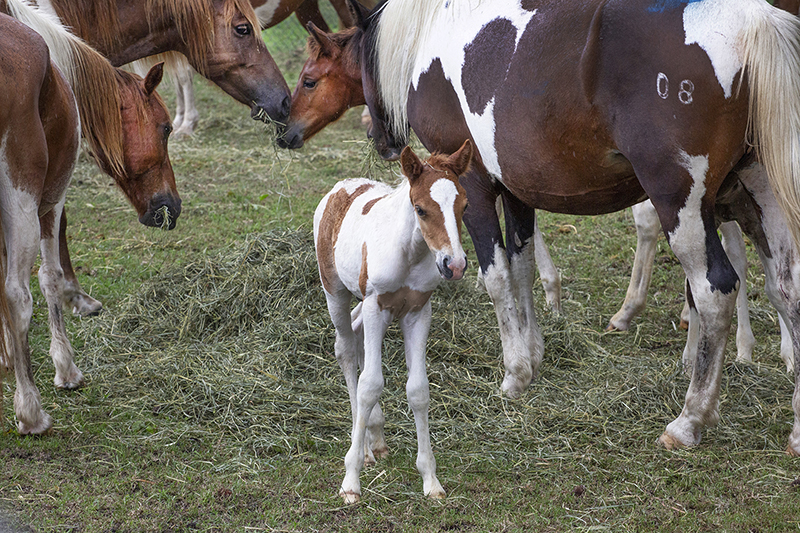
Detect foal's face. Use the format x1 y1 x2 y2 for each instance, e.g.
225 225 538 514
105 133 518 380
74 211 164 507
402 141 474 281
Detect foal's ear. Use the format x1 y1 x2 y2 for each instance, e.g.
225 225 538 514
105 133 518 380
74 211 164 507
144 62 165 96
400 146 424 182
346 0 371 29
307 22 337 57
447 139 474 176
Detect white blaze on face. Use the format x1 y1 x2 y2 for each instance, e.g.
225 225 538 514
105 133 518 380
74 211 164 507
683 0 745 99
429 177 462 256
412 0 537 180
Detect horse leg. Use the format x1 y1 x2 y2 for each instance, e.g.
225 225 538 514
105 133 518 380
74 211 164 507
39 203 83 389
717 222 756 364
400 301 445 499
608 200 660 331
532 214 561 314
720 164 800 453
340 296 390 503
295 0 332 32
59 210 102 317
171 63 198 138
1 191 52 435
350 301 388 464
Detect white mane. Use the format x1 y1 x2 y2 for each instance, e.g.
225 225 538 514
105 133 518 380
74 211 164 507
376 0 482 142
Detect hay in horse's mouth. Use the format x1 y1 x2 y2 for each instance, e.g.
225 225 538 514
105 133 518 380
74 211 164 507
155 205 172 231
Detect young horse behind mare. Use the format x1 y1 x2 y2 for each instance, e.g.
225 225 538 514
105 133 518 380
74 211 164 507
2 0 176 423
315 140 472 503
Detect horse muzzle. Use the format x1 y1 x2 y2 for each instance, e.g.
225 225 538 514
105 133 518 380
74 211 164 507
276 124 305 150
139 194 182 230
437 254 467 281
251 94 291 126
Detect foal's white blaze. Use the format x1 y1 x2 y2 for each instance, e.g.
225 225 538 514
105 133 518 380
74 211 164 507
428 177 466 273
683 0 751 99
381 0 536 179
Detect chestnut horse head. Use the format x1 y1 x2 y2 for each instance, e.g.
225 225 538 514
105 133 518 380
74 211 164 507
278 1 405 160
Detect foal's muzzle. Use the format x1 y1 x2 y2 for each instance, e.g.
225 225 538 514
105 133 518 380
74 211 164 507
438 254 467 281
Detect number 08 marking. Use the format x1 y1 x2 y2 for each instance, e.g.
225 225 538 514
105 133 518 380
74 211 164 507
656 73 694 105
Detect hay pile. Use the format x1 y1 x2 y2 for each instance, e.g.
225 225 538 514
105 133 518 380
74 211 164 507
73 229 795 468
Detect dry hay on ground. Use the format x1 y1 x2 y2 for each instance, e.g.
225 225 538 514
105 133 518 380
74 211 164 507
71 229 794 467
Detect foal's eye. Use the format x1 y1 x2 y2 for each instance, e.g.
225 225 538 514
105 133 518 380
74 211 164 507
164 124 173 139
415 205 426 217
303 79 317 89
235 24 252 36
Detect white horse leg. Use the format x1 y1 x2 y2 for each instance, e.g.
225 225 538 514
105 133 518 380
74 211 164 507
172 63 198 138
718 222 756 363
608 200 661 331
533 214 561 313
779 314 794 373
400 301 445 499
340 296 390 504
350 302 388 464
2 189 52 435
38 203 83 389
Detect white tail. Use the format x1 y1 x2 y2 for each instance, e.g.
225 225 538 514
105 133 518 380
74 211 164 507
741 2 800 249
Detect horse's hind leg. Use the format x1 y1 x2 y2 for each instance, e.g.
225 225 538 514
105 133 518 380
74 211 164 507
58 210 102 317
718 222 756 364
608 200 661 331
171 63 198 138
533 214 561 313
39 203 83 389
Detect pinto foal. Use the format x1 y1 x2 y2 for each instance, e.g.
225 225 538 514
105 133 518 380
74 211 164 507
315 140 472 503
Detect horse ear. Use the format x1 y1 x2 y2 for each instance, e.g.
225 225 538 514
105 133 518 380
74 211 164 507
346 0 370 29
144 62 165 96
306 22 336 57
400 146 424 182
447 139 474 176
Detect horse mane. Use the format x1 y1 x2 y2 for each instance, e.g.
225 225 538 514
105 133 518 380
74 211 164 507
6 0 131 176
375 0 456 143
45 0 260 75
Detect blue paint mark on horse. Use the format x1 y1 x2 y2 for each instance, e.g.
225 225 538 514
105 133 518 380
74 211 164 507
648 0 703 13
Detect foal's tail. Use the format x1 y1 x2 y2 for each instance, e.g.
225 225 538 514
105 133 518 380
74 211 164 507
741 2 800 248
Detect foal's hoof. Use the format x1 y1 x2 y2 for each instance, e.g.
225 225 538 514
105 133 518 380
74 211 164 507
54 365 85 390
679 319 689 330
65 293 103 317
17 413 53 436
787 446 800 458
340 491 360 505
657 432 685 450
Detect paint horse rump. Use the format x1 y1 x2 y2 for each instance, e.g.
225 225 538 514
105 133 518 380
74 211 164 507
286 0 800 455
315 141 472 502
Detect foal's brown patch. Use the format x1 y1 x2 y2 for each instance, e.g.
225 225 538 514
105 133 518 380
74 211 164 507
362 195 386 215
317 183 373 293
377 287 433 319
359 242 368 297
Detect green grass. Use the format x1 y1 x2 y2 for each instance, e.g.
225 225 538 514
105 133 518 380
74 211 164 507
2 37 800 533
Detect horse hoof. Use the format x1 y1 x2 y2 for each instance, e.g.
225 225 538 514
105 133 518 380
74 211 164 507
679 319 689 330
340 491 360 505
55 375 85 390
787 446 800 458
657 432 685 450
372 445 389 461
66 294 103 317
18 413 53 436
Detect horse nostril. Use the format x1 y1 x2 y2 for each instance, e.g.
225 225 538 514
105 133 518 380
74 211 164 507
280 95 291 121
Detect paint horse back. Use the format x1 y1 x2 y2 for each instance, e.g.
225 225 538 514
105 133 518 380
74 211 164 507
314 141 472 503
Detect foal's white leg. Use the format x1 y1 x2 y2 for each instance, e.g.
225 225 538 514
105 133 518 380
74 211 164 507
38 204 83 389
400 301 445 499
2 192 52 434
608 200 660 331
779 314 794 373
340 297 391 504
351 302 388 464
719 222 756 364
533 215 561 313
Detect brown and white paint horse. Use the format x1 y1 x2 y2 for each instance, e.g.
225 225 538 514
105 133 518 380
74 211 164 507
2 0 176 404
285 0 800 455
0 11 142 434
315 140 471 503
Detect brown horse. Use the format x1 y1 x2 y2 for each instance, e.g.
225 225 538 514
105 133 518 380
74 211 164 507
0 12 122 434
3 0 178 397
282 0 800 457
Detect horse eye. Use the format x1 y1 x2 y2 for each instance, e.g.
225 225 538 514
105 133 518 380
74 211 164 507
303 79 317 90
164 124 173 138
235 24 252 36
415 205 426 217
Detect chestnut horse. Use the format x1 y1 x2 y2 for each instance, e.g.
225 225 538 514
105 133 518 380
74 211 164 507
167 0 377 137
316 141 472 503
3 0 177 400
282 0 800 456
0 11 164 434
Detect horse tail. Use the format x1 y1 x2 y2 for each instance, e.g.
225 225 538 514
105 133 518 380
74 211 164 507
4 0 126 177
740 3 800 247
